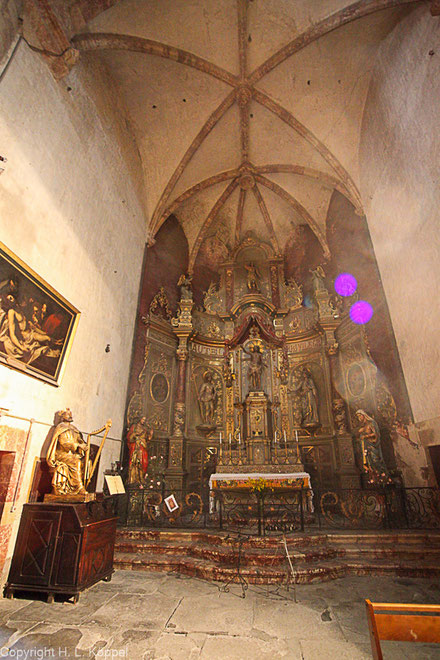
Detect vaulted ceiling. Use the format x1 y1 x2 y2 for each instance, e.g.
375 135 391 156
70 0 418 271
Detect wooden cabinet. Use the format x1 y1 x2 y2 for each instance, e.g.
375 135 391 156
5 501 117 602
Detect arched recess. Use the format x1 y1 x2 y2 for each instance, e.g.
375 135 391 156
325 191 411 422
126 215 189 400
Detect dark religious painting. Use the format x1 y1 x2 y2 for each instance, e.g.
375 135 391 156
150 373 169 403
0 242 80 385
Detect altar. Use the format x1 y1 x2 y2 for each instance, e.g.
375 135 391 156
209 472 312 491
209 471 314 515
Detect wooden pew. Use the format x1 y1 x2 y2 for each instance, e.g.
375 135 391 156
365 599 440 659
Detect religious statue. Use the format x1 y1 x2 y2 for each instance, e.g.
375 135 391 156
244 262 261 293
46 409 89 496
177 273 193 301
243 343 265 391
127 416 152 485
198 371 217 426
290 366 320 429
355 409 391 484
223 354 235 388
310 265 327 293
332 397 348 434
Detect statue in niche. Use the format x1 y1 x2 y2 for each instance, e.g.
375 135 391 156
332 397 348 434
127 416 152 485
244 262 261 293
310 265 327 293
177 273 193 300
46 409 88 496
291 366 320 429
198 371 217 427
243 343 266 391
355 409 391 485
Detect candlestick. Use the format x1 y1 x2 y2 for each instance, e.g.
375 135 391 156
295 429 300 461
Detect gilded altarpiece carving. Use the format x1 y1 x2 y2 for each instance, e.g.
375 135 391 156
125 232 411 496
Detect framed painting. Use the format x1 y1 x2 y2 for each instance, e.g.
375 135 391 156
0 241 80 386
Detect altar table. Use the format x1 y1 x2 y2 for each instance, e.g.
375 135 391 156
209 472 313 513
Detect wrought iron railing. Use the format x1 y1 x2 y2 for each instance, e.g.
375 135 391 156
115 486 440 535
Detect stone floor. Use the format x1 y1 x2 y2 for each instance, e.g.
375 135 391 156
0 571 439 659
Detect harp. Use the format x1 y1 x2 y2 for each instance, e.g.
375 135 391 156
84 419 112 490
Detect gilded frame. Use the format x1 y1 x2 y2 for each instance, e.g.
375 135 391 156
0 241 80 386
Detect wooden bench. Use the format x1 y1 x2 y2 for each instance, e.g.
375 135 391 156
365 599 440 659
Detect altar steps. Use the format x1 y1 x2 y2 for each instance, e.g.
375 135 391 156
114 529 440 584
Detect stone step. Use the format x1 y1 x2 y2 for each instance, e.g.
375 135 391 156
113 550 440 584
115 538 340 566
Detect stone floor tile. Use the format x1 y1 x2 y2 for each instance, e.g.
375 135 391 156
86 592 181 630
167 590 254 635
7 589 116 625
300 638 372 659
0 621 38 651
199 634 296 659
157 574 221 599
107 627 162 658
0 597 33 623
252 596 345 641
91 570 167 594
153 631 204 659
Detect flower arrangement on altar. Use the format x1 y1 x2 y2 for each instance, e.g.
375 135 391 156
248 477 273 493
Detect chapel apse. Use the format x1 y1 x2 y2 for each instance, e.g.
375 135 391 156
123 206 414 496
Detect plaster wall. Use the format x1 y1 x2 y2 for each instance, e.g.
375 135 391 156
0 40 146 578
360 6 440 425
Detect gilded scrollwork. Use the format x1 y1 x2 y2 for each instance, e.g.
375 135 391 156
149 287 172 320
203 282 223 314
282 277 303 310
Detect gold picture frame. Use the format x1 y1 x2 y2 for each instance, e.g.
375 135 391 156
0 241 80 386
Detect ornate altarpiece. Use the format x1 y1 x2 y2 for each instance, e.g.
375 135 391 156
126 236 399 494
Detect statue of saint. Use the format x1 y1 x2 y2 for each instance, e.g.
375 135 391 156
177 273 193 300
291 366 319 428
355 409 389 482
198 372 217 425
310 265 327 293
244 262 261 293
127 416 151 485
243 343 265 391
46 409 89 496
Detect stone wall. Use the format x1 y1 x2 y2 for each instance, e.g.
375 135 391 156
0 38 146 580
360 6 439 479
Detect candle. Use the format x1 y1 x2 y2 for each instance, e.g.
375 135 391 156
229 433 232 445
238 432 241 444
295 429 299 443
284 430 286 442
219 432 222 445
274 431 277 444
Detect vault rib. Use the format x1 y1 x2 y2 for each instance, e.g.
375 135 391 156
256 165 353 198
72 33 239 87
254 174 330 259
235 188 246 244
251 184 280 255
150 91 237 236
247 0 422 86
159 169 241 227
252 88 363 213
189 179 239 273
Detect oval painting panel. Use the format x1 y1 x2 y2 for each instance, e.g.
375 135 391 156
347 363 366 397
150 373 169 403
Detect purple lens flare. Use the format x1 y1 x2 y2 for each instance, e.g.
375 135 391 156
350 301 373 324
334 273 357 297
